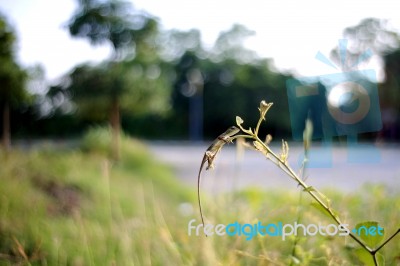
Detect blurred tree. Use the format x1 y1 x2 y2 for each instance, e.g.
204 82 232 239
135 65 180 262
50 60 170 122
171 51 202 139
330 18 400 69
379 47 400 140
0 13 28 150
211 24 258 64
384 50 400 90
68 0 158 60
330 18 400 140
67 0 161 159
167 26 292 139
201 57 291 137
158 28 204 62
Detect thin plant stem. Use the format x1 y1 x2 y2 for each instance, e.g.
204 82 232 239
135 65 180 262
256 131 372 253
374 228 400 253
290 141 309 265
233 114 373 253
223 102 400 266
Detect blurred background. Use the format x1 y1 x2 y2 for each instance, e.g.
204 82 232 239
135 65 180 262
0 0 400 265
1 0 400 142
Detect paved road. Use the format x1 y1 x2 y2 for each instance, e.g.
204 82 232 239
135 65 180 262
148 142 400 193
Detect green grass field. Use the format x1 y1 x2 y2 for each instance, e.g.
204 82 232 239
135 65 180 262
0 128 399 265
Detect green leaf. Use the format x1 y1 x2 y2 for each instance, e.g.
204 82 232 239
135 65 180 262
355 248 385 266
289 255 300 265
353 221 385 249
376 253 385 266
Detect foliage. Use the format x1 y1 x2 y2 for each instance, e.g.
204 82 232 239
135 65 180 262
49 60 171 123
0 130 192 265
330 18 400 67
168 25 292 139
64 1 168 160
158 28 204 62
211 24 258 63
198 100 400 265
10 15 400 143
1 141 399 264
333 18 400 141
0 14 27 105
67 0 158 60
80 126 149 162
0 12 29 149
44 23 294 140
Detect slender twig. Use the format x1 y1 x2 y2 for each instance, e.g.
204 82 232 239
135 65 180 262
234 104 375 254
290 136 309 265
374 228 400 253
373 254 378 266
251 128 372 253
221 101 400 265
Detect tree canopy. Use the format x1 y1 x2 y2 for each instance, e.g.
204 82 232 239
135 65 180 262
0 12 28 149
67 0 158 60
63 0 170 158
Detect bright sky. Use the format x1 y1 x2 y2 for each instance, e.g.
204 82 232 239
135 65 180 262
1 0 400 82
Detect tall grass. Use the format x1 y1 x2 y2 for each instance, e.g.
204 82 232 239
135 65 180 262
0 127 399 265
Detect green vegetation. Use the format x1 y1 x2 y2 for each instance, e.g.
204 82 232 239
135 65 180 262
0 12 28 150
0 128 399 265
207 100 400 265
0 2 400 265
0 127 192 265
3 6 400 142
64 0 165 159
